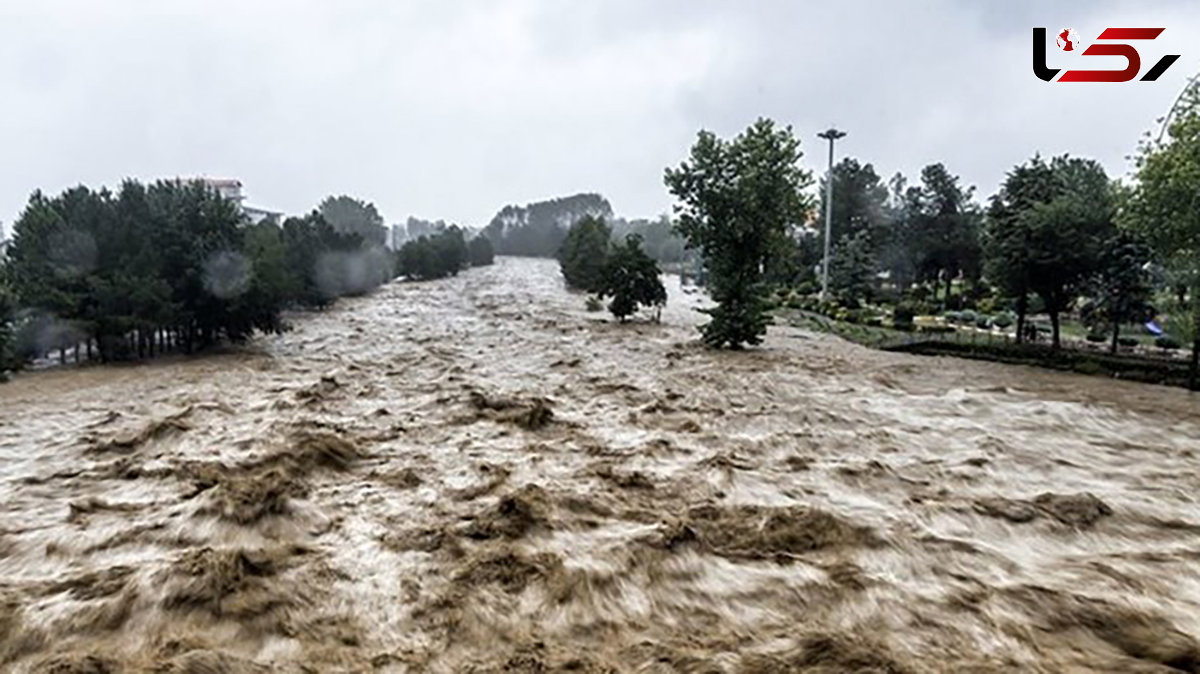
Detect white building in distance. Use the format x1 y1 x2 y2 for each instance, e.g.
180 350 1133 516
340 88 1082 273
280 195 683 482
178 177 284 224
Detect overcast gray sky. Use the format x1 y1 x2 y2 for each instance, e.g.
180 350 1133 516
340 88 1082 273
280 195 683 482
1 1 1197 231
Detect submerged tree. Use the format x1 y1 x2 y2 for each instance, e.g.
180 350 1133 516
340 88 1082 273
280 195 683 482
596 234 666 322
665 118 813 348
558 215 611 292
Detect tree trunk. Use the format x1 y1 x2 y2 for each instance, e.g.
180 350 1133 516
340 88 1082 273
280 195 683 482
1015 294 1028 345
1110 320 1120 354
1050 310 1061 349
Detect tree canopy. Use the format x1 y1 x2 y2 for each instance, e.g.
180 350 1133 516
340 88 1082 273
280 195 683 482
558 215 612 292
596 234 666 322
665 117 814 348
986 155 1113 347
397 227 470 281
1 182 396 366
319 195 387 248
484 193 613 257
1125 82 1200 385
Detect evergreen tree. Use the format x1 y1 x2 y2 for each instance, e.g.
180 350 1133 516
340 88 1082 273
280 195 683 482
597 234 666 322
558 215 611 292
484 193 612 257
816 158 889 259
907 164 982 299
468 235 495 266
828 230 877 306
0 273 17 375
318 195 387 247
433 226 469 276
397 228 469 281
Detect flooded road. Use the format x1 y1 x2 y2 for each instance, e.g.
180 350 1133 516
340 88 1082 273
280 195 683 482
3 256 1200 672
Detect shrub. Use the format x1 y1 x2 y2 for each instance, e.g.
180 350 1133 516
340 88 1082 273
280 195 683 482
1085 333 1107 343
944 311 962 324
1118 336 1139 347
893 303 916 329
992 313 1014 329
866 316 883 327
874 287 900 305
975 315 992 329
959 309 977 324
1156 336 1182 350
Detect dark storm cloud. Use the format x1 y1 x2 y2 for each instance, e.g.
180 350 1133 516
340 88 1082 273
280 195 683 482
0 0 1195 235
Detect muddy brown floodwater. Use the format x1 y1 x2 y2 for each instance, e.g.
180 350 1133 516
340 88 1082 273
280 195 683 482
3 257 1200 673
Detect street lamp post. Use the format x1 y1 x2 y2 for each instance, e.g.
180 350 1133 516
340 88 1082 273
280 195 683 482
817 127 846 301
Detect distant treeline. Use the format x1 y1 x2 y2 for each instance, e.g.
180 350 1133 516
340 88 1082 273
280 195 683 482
0 182 493 372
481 192 688 264
396 226 494 280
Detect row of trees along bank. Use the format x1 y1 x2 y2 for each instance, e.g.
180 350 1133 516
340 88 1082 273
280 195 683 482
659 98 1200 387
0 182 494 374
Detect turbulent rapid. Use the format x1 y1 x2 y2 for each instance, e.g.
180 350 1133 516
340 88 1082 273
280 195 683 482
3 256 1200 672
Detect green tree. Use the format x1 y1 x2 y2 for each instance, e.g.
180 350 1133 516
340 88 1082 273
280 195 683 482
0 273 18 375
433 226 468 276
484 193 612 257
1085 230 1155 353
558 215 611 292
985 157 1057 343
665 118 814 348
907 164 982 300
468 235 495 266
986 155 1112 348
1125 83 1200 387
828 230 877 306
319 195 387 247
816 157 889 259
397 228 469 281
597 234 666 322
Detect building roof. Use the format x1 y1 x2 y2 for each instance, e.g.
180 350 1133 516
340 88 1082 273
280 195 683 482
175 177 243 188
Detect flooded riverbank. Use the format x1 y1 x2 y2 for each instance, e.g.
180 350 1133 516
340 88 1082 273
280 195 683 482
3 256 1200 672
